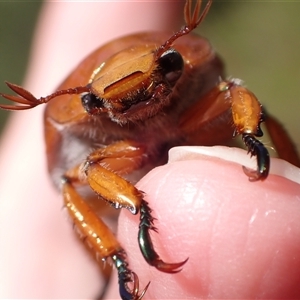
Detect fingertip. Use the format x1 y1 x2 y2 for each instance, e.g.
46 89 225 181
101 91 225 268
116 147 300 298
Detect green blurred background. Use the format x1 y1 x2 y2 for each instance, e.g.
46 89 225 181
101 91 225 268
0 2 42 130
0 1 299 155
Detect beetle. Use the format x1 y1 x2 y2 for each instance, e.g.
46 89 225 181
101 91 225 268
1 0 299 299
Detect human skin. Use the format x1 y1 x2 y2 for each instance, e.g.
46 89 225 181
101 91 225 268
106 147 300 299
1 1 300 299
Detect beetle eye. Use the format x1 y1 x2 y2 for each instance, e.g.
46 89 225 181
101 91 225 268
81 92 105 114
157 49 184 86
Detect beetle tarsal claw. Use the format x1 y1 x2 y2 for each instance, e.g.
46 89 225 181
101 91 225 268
119 272 150 300
138 200 188 273
151 257 189 274
242 166 262 182
242 134 270 181
130 272 151 300
112 252 150 300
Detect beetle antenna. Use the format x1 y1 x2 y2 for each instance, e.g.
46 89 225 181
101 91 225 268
155 0 212 58
0 81 90 110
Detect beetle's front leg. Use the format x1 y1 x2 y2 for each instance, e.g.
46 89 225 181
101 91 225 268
71 140 187 274
179 79 271 181
139 200 188 272
226 80 271 181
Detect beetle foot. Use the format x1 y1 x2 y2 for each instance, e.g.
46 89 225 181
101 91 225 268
242 134 270 181
112 251 150 300
138 200 188 273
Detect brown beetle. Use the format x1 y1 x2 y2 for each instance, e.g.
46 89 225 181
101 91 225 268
1 0 299 299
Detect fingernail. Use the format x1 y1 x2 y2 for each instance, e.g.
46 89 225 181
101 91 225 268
168 146 300 185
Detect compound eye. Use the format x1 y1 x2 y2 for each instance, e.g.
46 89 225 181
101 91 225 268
81 92 105 114
157 49 184 86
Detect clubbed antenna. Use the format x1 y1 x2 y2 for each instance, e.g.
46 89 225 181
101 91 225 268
0 81 89 110
155 0 212 58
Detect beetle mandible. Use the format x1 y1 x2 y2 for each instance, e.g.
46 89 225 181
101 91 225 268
1 0 300 299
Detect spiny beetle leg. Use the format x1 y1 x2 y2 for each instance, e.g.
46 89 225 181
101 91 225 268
138 200 188 273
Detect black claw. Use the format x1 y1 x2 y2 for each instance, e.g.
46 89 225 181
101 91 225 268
112 251 149 300
119 272 135 300
138 200 188 273
242 134 270 181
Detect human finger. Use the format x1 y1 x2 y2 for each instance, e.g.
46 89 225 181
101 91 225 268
106 146 300 299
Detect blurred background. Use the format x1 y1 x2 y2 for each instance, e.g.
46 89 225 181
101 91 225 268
0 2 42 130
0 1 299 154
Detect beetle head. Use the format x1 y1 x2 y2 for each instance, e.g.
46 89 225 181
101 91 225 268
0 0 212 120
80 0 212 124
81 45 184 124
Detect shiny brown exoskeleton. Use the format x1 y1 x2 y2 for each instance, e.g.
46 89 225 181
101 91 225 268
1 0 299 299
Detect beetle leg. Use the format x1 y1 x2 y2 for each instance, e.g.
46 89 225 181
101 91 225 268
179 79 273 181
223 80 271 181
82 141 147 215
83 140 188 272
63 176 149 300
139 200 188 273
